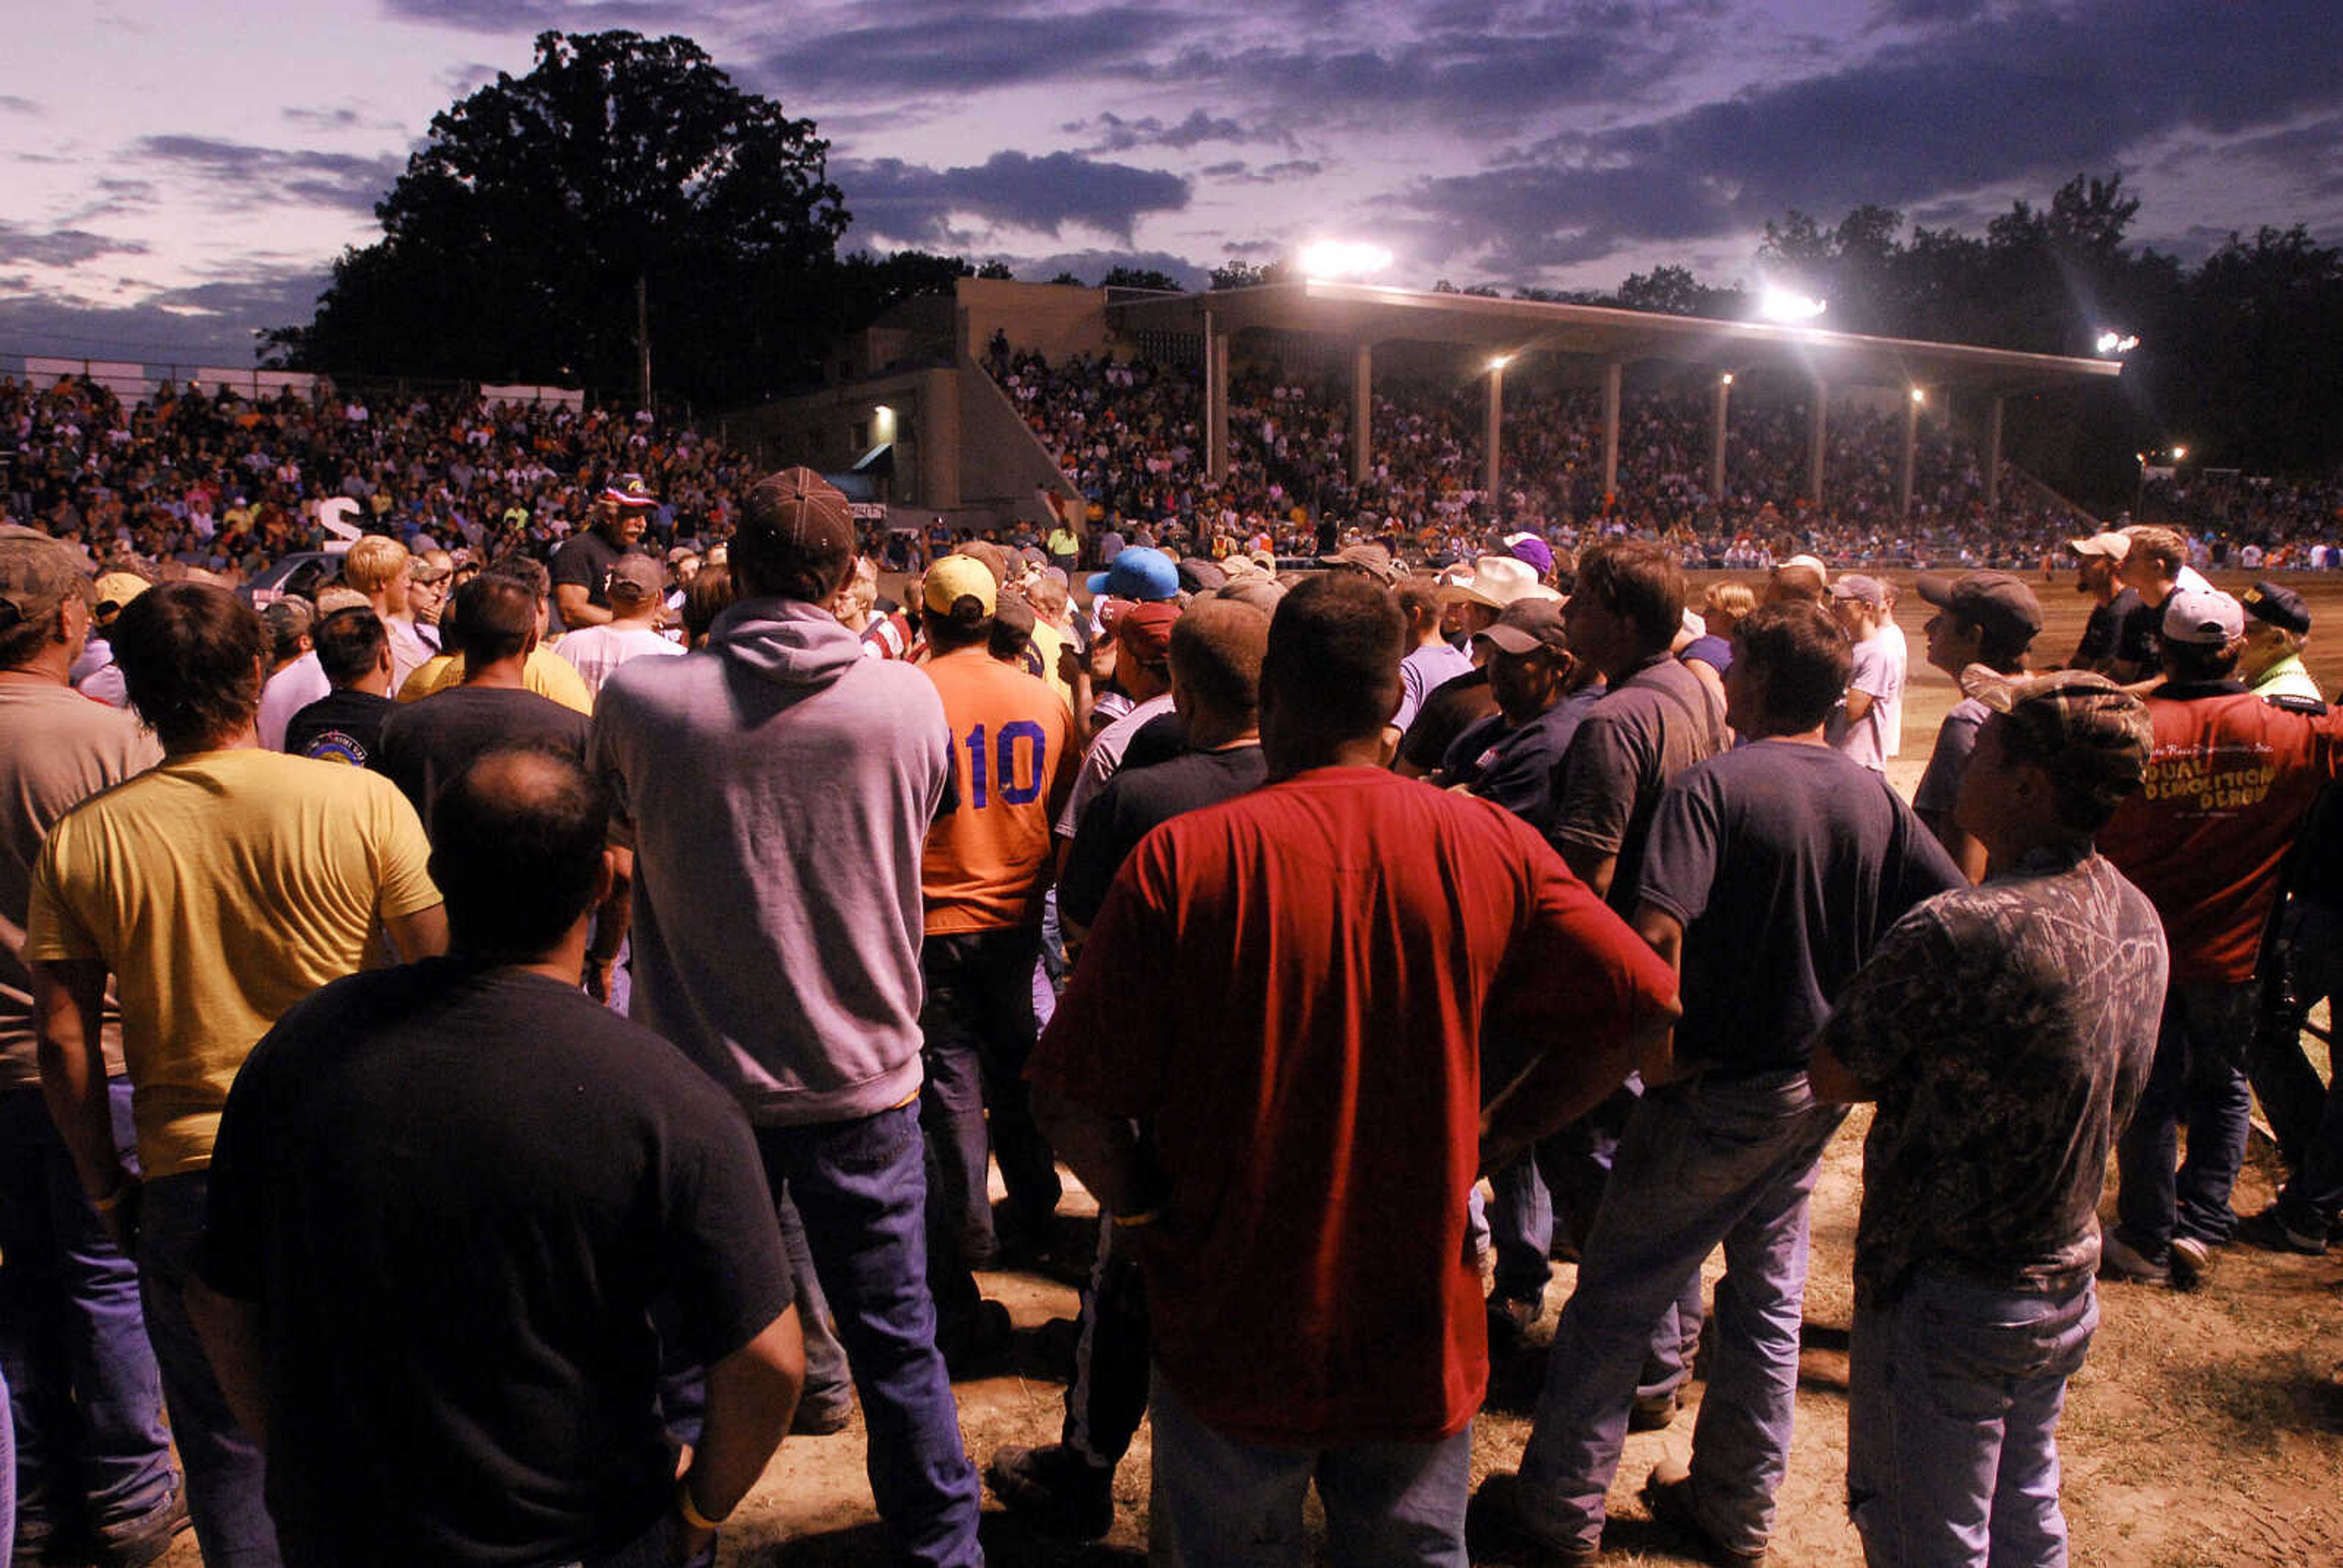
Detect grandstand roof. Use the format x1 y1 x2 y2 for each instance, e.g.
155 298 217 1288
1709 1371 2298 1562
1110 280 2121 395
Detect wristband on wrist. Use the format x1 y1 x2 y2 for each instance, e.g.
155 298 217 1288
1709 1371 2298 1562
1111 1207 1162 1229
675 1480 725 1532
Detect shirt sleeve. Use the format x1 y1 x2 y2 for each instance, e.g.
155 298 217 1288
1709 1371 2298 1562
1625 766 1721 927
1910 710 1980 819
1029 836 1176 1120
1483 829 1679 1060
369 777 444 921
1850 640 1889 699
23 822 103 963
1548 707 1641 858
658 1084 797 1365
1392 658 1427 735
549 538 599 591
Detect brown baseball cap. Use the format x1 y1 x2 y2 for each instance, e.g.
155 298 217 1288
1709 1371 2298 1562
1475 598 1571 656
0 527 89 633
606 555 668 600
740 467 854 581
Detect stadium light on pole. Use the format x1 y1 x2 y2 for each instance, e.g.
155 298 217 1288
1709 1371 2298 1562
1758 287 1827 324
1298 240 1394 282
2095 330 2140 356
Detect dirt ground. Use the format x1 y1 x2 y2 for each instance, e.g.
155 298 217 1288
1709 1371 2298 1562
156 571 2343 1566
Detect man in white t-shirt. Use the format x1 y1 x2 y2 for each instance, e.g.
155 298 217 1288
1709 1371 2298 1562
1876 580 1909 759
1828 575 1900 775
552 556 682 700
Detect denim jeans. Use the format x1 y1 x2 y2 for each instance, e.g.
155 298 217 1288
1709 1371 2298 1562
1150 1373 1470 1568
0 1084 175 1548
2115 981 2259 1259
140 1173 280 1564
755 1107 984 1568
1516 1070 1845 1557
1848 1275 2097 1568
2252 897 2343 1167
3 1359 15 1568
777 1190 852 1409
918 927 1062 1275
1062 1210 1151 1469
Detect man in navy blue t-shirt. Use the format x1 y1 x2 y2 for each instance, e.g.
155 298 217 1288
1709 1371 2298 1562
1489 602 1962 1566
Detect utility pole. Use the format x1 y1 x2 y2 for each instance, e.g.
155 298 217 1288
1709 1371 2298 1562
635 275 652 412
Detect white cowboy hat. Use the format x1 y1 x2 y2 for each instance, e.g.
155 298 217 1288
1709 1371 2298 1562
1438 554 1561 609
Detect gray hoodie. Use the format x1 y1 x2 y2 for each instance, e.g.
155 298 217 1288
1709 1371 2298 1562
591 599 951 1125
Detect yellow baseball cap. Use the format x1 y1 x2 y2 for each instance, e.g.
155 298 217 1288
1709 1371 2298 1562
923 555 998 617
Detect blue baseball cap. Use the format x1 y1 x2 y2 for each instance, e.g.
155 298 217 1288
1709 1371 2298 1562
1087 545 1179 602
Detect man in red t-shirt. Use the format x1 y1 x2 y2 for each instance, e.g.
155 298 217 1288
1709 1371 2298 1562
1030 574 1677 1566
2096 587 2343 1284
914 556 1073 1367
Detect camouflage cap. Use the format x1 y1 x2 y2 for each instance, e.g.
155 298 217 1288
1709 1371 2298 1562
0 527 90 633
1959 665 2154 809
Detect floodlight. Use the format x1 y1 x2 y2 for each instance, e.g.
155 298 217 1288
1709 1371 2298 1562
2095 331 2140 356
1910 387 1925 404
2172 446 2187 462
1488 354 1513 371
1719 373 1733 386
1758 287 1827 323
1298 240 1394 282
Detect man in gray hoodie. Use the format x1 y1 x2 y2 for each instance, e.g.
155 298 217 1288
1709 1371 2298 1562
590 468 981 1567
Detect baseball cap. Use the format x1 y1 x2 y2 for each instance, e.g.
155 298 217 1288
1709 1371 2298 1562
1320 542 1402 581
1960 666 2154 812
2067 530 2131 561
924 555 998 617
1916 571 2044 655
1475 598 1571 657
1504 532 1555 577
2161 586 2246 646
2240 580 2311 635
0 529 89 633
1779 553 1828 576
1115 600 1179 666
606 555 668 600
600 473 658 508
1088 545 1178 602
741 467 854 572
92 570 151 621
1175 556 1228 594
1830 574 1888 609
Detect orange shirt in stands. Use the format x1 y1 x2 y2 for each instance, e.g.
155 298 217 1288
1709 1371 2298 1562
918 649 1073 933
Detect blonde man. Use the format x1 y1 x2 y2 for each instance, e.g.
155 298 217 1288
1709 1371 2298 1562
340 536 433 689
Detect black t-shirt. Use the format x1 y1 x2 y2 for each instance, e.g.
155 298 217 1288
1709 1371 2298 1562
1059 744 1269 930
2110 588 2161 671
285 688 398 769
551 530 636 617
1120 710 1189 775
1441 686 1603 833
1397 667 1499 773
1635 739 1964 1073
2074 586 2144 667
372 686 591 837
198 962 793 1568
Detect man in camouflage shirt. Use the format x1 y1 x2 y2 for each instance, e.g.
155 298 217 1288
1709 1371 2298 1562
1814 669 2167 1568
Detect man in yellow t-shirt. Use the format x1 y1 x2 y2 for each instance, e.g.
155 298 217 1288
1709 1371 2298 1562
27 583 446 1567
913 558 1073 1362
397 553 594 714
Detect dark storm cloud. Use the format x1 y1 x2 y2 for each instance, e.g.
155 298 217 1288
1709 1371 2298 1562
133 137 404 215
378 0 713 32
758 7 1191 97
0 265 328 365
0 95 41 116
1063 109 1291 156
838 151 1189 245
0 223 148 268
1395 0 2343 275
1199 159 1324 186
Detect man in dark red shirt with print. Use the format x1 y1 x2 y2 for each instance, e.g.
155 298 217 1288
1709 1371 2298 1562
2096 586 2343 1285
1029 574 1678 1567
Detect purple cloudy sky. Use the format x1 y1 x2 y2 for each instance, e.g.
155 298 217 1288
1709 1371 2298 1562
4 0 2339 367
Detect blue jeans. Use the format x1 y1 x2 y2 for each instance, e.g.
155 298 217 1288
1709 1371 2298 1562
777 1191 852 1410
2253 897 2343 1167
2115 981 2259 1260
140 1173 280 1564
918 927 1061 1274
1150 1373 1470 1568
1848 1276 2097 1568
0 1084 175 1549
1516 1070 1845 1557
755 1107 984 1568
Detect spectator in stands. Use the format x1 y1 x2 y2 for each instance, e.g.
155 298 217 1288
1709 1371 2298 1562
1033 574 1677 1568
190 748 805 1568
285 605 399 768
0 529 182 1567
589 468 984 1568
27 582 447 1566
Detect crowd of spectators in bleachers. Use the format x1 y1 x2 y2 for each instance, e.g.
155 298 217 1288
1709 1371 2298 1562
2140 473 2343 567
0 375 766 581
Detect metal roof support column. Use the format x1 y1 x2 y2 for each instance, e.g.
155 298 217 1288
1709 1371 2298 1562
1899 389 1921 522
1485 358 1505 514
1601 359 1622 503
1351 341 1373 486
1807 379 1828 506
1711 375 1731 504
1984 394 2004 509
1204 311 1229 483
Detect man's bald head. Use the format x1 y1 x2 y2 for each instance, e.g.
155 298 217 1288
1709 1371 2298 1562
428 747 611 963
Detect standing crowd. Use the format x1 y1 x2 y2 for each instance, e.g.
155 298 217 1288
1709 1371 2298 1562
2 450 2340 1568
